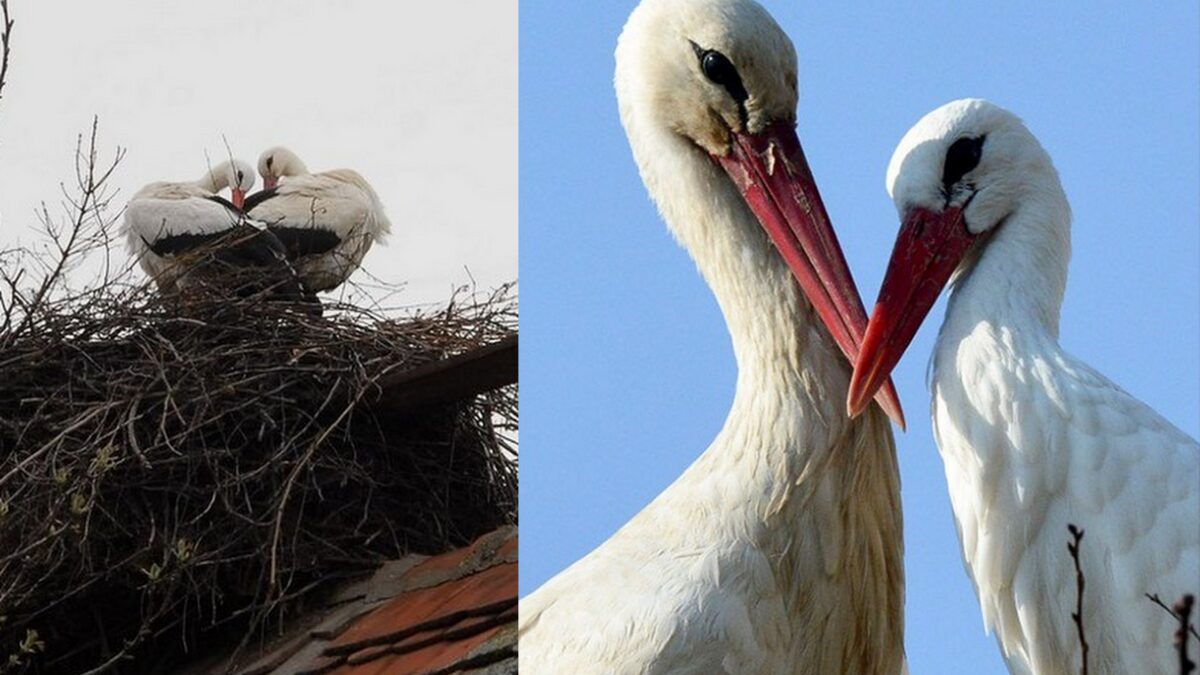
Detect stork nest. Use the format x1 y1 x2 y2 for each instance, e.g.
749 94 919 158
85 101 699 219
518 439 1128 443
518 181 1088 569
0 273 518 674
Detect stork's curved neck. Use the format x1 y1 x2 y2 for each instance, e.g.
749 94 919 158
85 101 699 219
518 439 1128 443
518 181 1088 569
628 121 849 450
945 191 1071 344
194 165 231 194
276 151 310 177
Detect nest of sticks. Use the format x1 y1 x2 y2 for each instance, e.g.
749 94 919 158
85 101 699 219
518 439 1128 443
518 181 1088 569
0 125 517 674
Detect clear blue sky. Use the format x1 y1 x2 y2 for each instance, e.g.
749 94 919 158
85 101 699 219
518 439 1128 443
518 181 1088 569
518 2 1199 673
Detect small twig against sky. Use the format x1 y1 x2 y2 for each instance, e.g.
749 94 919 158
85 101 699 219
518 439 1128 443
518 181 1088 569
3 118 125 349
1067 524 1089 675
0 0 12 114
219 133 235 167
1149 593 1200 643
1173 594 1196 675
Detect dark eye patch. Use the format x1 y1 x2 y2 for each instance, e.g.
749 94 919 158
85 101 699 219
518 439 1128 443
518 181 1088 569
690 42 748 106
943 136 985 189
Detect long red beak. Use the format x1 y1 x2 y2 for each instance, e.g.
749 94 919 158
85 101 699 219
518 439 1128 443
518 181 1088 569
846 205 977 417
231 188 247 210
714 121 905 429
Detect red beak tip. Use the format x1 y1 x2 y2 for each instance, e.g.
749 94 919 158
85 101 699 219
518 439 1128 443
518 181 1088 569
845 380 907 432
846 402 861 419
845 377 866 412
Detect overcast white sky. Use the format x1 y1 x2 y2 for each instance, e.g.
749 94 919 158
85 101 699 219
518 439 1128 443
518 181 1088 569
0 0 516 308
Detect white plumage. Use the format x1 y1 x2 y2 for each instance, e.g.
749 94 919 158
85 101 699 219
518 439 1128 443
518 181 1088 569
246 146 390 293
123 159 301 298
850 98 1199 674
519 1 907 673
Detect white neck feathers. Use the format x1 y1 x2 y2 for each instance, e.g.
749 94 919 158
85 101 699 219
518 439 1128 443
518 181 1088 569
947 186 1072 343
623 113 852 459
194 163 232 194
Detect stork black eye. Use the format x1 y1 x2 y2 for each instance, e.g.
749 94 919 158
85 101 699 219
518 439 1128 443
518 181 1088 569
943 136 985 189
691 43 748 105
236 170 245 182
702 51 734 84
266 156 274 170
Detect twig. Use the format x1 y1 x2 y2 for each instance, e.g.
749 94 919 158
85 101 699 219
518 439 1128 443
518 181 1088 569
0 0 12 113
1067 524 1089 675
0 402 117 487
3 118 125 349
1148 593 1200 642
267 375 346 591
1175 594 1196 675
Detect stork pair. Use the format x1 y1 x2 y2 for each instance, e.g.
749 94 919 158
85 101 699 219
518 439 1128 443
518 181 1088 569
123 147 391 303
520 0 1197 673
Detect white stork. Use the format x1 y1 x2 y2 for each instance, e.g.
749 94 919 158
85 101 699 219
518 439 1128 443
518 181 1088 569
123 159 303 300
847 98 1199 674
519 1 908 673
244 146 391 294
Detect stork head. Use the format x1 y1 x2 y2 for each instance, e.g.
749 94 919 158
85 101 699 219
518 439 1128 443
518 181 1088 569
847 98 1069 417
258 146 309 190
200 159 256 209
615 0 904 428
616 0 797 154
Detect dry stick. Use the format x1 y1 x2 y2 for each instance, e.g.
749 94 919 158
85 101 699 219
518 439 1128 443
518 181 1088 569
6 119 124 346
266 377 347 590
263 356 410 586
1068 524 1089 675
0 0 12 111
1176 594 1196 675
1148 593 1200 642
0 402 117 487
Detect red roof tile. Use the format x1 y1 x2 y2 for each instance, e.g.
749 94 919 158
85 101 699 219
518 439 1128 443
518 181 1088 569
206 527 516 675
330 563 516 656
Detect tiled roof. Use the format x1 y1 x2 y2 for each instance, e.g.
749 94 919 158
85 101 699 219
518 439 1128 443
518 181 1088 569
220 526 517 675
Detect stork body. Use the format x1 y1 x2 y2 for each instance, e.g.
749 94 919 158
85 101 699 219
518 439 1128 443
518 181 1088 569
934 246 1198 675
520 2 906 673
124 160 303 299
849 99 1200 674
246 147 390 293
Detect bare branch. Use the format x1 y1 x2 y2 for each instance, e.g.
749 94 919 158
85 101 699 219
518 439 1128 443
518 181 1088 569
1067 524 1089 675
1141 591 1200 675
1171 594 1196 675
1148 593 1200 643
0 0 12 113
2 117 125 350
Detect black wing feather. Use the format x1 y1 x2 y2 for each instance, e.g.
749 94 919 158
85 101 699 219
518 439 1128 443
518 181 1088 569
242 187 280 212
146 230 227 257
204 194 242 212
146 224 306 300
269 226 343 258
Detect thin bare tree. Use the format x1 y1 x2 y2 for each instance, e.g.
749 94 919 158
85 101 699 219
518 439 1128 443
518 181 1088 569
1068 524 1089 675
0 0 11 113
1173 594 1196 675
